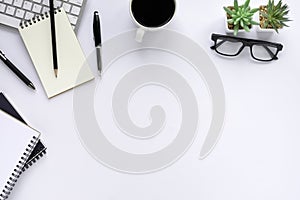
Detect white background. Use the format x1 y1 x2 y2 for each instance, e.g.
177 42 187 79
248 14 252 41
1 0 300 199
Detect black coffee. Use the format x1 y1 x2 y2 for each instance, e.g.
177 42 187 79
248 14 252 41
131 0 176 28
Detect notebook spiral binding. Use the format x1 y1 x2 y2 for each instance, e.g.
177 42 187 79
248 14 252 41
22 146 47 171
20 8 62 29
0 136 39 200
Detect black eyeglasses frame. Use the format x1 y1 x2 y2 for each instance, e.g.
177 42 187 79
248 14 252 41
210 33 283 62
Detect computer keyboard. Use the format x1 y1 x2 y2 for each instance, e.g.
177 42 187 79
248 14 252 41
0 0 86 32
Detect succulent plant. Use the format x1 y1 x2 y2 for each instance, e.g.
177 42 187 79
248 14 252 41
260 0 291 33
224 0 259 36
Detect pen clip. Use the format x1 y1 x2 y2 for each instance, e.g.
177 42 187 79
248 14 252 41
93 11 101 47
0 51 6 60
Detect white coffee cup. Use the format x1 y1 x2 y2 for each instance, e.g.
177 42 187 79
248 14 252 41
130 0 177 42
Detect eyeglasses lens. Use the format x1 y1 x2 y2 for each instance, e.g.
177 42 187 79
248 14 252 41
252 44 278 61
215 39 243 56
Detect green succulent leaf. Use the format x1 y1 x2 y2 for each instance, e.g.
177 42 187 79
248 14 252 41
228 19 234 24
234 0 239 10
244 24 250 32
249 8 258 14
263 21 270 28
250 20 260 25
234 24 239 36
243 0 250 10
281 17 291 22
276 0 282 10
240 19 244 28
281 21 289 27
267 0 272 11
224 6 233 15
234 17 240 25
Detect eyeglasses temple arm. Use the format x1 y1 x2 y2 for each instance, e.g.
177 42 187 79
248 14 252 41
263 46 278 60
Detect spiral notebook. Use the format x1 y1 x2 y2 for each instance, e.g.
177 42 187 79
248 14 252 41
0 92 47 170
18 9 94 98
0 110 40 200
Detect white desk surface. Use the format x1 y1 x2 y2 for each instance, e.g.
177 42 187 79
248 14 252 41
1 0 300 199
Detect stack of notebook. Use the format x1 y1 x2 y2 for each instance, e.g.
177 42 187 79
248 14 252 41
0 92 47 200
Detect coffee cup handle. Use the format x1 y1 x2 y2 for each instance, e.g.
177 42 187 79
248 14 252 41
135 28 145 43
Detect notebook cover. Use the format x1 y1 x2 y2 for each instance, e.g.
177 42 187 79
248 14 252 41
0 92 46 170
19 9 94 98
0 110 40 200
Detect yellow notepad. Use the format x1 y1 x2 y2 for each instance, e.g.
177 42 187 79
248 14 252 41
19 9 94 98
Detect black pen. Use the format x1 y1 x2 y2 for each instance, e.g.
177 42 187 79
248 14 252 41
0 50 35 90
93 11 102 75
49 0 58 78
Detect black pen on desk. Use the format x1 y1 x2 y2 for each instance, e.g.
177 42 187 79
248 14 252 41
49 0 58 78
0 50 35 90
93 11 102 75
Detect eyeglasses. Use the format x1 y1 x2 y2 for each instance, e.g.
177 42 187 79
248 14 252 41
210 33 283 62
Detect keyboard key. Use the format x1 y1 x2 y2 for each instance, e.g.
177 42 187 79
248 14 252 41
69 0 82 6
0 3 6 12
13 0 23 7
32 4 42 13
62 2 70 12
4 0 13 4
24 11 34 19
54 0 62 8
42 0 48 6
5 6 15 15
23 1 32 10
67 14 77 25
0 13 21 27
42 6 49 13
15 8 25 18
71 5 80 15
32 0 42 3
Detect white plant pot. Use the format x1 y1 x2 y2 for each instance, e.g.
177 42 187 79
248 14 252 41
256 26 277 33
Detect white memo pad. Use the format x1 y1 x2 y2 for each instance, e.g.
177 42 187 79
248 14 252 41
19 9 94 98
0 110 40 199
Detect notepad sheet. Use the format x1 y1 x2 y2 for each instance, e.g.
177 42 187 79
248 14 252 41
19 9 94 98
